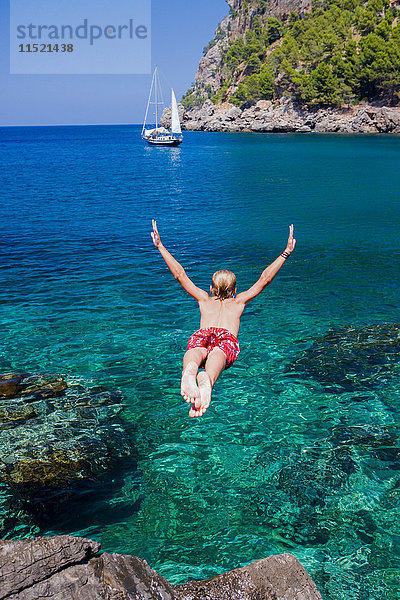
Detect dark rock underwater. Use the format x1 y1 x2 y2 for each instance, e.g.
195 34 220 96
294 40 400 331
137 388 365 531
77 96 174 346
287 323 400 392
0 371 133 539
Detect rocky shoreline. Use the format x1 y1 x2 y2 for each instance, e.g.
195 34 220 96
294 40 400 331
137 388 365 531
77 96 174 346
175 0 400 135
162 99 400 134
0 535 322 600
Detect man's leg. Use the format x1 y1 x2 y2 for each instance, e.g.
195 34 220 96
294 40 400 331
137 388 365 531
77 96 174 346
190 348 226 418
181 347 208 404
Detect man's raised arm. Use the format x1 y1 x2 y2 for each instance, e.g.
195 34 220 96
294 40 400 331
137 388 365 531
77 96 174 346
236 224 296 305
151 220 208 301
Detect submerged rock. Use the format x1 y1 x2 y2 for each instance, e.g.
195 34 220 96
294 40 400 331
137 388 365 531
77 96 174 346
0 372 67 400
287 323 400 392
331 424 397 448
0 372 133 539
0 535 322 600
249 444 358 549
332 424 400 469
0 482 38 541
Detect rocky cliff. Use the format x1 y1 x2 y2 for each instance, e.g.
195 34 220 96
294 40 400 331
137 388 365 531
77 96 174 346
189 0 312 103
177 0 400 132
162 98 400 133
0 535 323 600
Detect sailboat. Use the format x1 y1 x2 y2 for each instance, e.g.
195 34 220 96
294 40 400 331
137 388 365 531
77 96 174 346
142 66 183 146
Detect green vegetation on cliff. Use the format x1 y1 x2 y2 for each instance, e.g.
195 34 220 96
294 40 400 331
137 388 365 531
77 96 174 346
184 0 400 108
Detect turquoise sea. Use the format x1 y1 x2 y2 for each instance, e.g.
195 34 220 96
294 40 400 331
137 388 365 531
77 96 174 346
0 126 399 599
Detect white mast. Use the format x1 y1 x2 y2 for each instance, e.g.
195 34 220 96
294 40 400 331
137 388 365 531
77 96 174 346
142 67 156 137
155 66 158 130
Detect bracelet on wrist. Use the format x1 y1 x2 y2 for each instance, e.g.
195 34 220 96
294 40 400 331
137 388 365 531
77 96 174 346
281 251 291 260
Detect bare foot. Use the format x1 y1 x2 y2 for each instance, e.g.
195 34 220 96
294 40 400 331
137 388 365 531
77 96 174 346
181 361 200 404
189 371 212 418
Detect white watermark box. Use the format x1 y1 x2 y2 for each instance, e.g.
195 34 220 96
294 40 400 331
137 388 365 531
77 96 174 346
10 0 151 74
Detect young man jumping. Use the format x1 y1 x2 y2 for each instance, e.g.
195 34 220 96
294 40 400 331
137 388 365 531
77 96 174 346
151 220 296 418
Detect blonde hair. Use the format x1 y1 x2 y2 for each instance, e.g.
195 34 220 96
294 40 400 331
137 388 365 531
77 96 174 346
211 270 236 300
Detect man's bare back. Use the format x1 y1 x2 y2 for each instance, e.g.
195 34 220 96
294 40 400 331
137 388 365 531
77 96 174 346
198 296 244 337
151 219 296 418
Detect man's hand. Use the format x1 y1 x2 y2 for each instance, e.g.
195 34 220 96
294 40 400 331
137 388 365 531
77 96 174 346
285 224 296 254
151 219 161 248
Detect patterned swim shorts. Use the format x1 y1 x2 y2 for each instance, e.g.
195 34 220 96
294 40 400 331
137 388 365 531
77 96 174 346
187 327 240 369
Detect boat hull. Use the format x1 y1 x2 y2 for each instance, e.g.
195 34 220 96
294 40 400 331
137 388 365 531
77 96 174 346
145 137 183 147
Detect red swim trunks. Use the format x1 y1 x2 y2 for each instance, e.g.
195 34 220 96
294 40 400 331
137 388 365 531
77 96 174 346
187 327 240 369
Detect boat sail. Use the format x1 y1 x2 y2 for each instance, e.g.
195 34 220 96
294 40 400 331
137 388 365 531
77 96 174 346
142 66 183 146
171 89 182 137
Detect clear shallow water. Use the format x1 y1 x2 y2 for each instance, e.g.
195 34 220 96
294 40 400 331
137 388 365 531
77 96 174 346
0 126 399 599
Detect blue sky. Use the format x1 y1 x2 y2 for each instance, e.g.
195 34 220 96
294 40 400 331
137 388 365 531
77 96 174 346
0 0 227 125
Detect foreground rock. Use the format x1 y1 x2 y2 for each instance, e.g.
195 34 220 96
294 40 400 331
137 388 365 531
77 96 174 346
0 372 132 539
162 99 400 134
0 535 322 600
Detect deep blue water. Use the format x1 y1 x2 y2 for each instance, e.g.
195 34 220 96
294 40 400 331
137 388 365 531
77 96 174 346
0 125 399 599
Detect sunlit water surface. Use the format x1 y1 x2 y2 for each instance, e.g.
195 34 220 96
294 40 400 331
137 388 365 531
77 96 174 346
0 126 399 599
